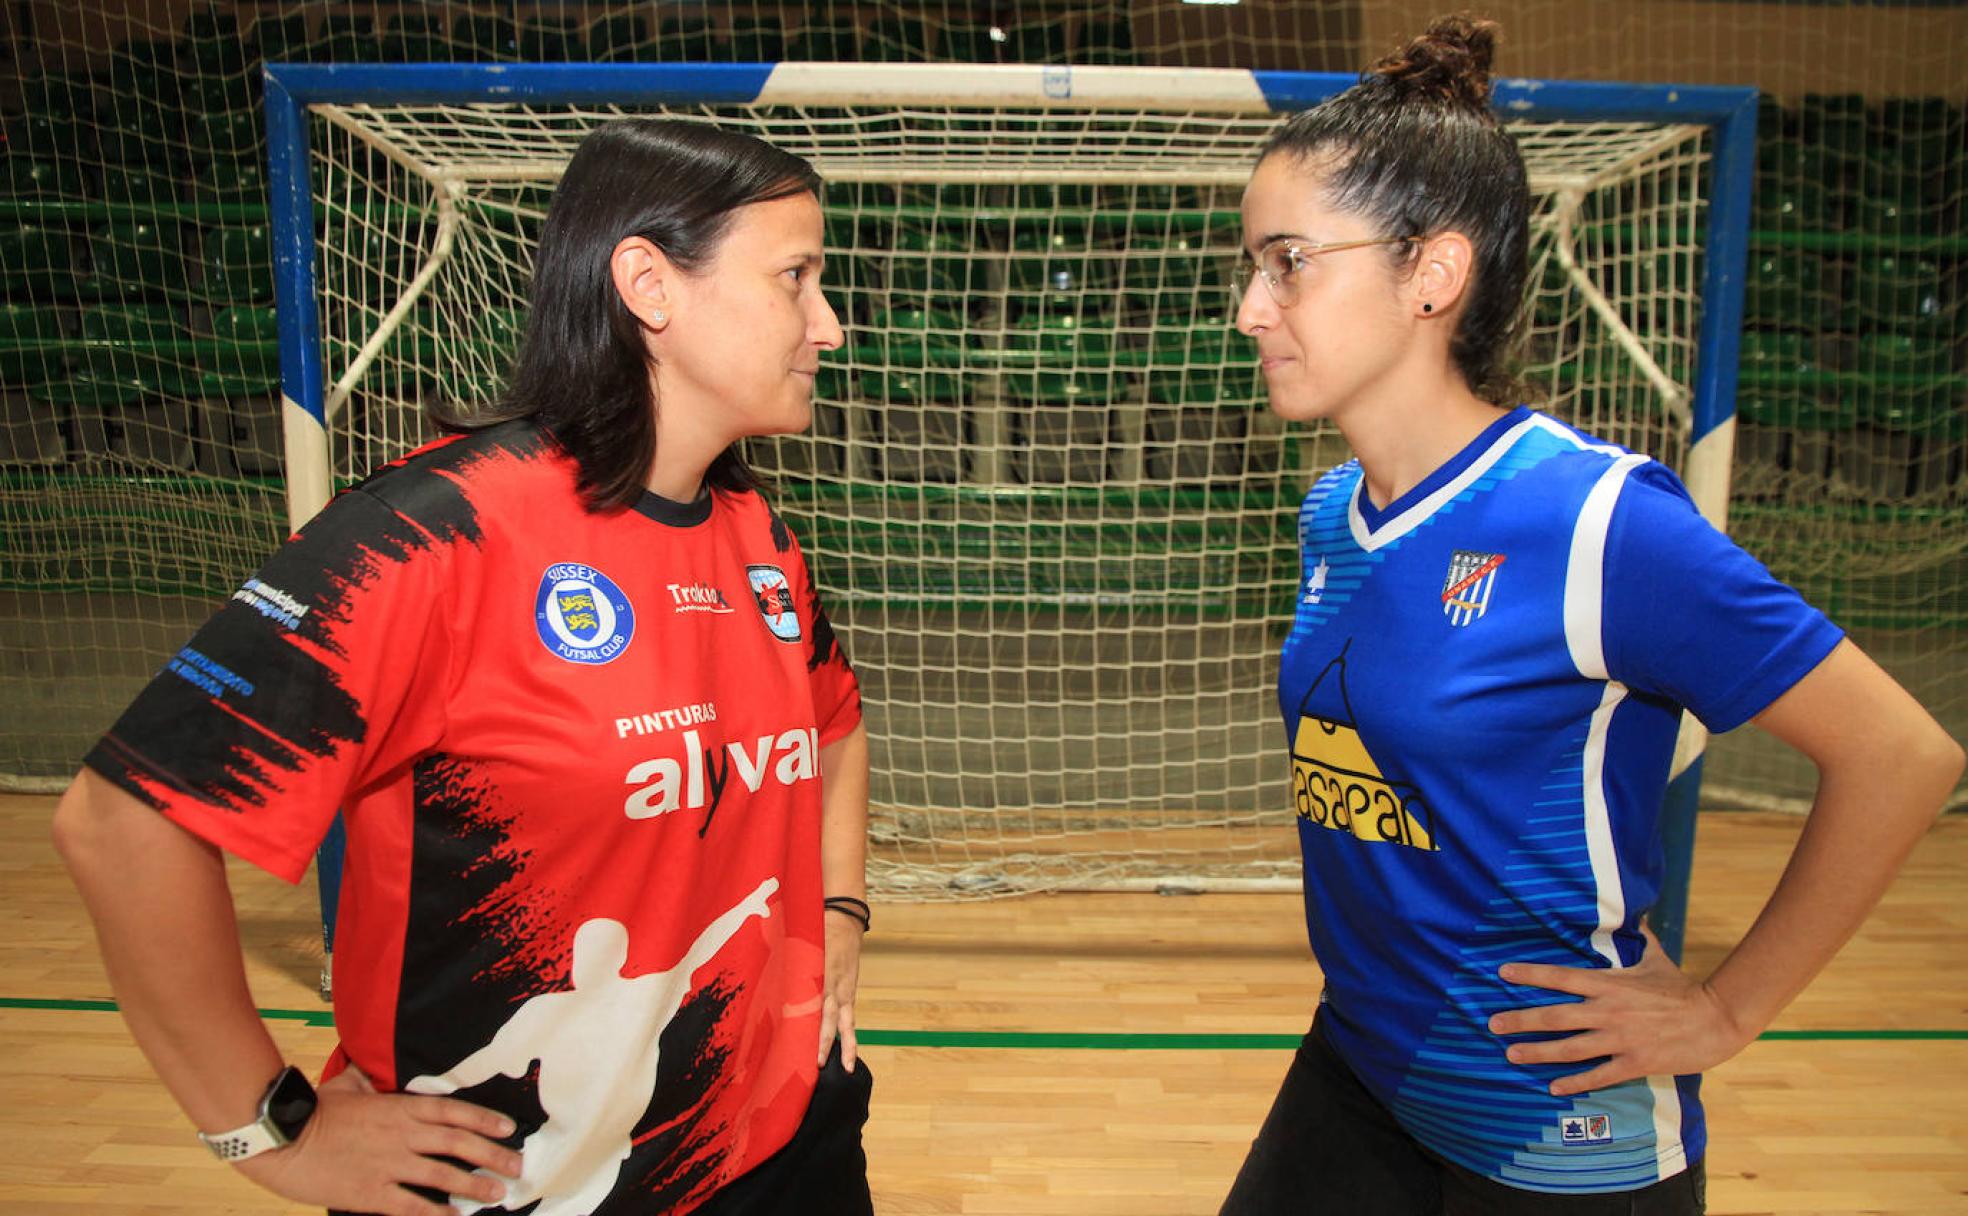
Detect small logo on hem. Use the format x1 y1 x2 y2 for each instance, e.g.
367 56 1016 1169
1559 1113 1613 1144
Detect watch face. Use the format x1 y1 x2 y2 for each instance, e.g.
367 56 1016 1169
263 1067 318 1143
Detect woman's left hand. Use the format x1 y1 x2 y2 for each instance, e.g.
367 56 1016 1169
817 908 864 1072
1488 923 1756 1096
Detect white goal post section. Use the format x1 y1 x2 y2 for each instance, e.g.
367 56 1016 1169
265 63 1754 950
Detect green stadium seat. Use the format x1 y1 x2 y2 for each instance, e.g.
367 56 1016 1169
22 73 95 125
864 18 930 62
191 107 263 162
936 22 1000 62
318 13 380 62
380 13 446 63
1013 21 1069 64
1801 93 1869 159
199 225 273 307
100 165 180 206
181 7 247 75
76 305 195 396
656 17 716 61
1752 176 1832 230
84 223 193 303
1080 21 1137 65
251 13 318 64
0 223 80 301
1743 250 1830 329
1739 328 1819 374
3 110 80 161
877 299 968 371
1851 254 1946 332
1147 363 1262 408
586 16 645 62
788 22 856 62
1007 311 1117 364
195 157 267 206
450 15 519 62
1149 316 1236 369
4 159 90 202
1859 333 1960 435
1856 150 1948 236
883 226 974 301
728 19 786 61
0 303 69 386
519 16 582 62
1879 97 1959 164
107 38 177 97
205 305 280 383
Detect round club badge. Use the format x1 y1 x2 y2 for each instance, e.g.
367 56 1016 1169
535 562 634 664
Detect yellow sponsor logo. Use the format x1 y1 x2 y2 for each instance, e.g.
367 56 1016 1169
1291 716 1437 851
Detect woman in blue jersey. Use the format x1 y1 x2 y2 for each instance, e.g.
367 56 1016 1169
1220 16 1962 1215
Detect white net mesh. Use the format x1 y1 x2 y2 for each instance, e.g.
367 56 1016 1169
310 96 1709 894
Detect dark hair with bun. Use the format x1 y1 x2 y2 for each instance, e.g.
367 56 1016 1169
1258 14 1530 403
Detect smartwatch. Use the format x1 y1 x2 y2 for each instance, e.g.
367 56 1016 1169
196 1065 318 1162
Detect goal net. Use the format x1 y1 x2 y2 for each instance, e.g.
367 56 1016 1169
279 64 1733 895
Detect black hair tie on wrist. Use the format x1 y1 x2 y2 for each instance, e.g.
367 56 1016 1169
823 895 871 932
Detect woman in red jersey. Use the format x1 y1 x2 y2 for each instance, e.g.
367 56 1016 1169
55 119 874 1216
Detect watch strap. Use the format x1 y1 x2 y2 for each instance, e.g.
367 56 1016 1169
197 1118 286 1162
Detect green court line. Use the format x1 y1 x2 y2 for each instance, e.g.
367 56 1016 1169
5 998 1962 1045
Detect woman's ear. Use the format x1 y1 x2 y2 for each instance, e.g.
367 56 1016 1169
1412 230 1474 319
611 236 674 332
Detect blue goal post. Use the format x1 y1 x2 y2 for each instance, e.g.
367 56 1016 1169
263 62 1756 985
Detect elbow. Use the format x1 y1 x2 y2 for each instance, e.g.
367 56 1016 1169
1899 720 1966 821
1931 729 1967 807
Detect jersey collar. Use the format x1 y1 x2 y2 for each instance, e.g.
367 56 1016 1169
1347 405 1535 553
633 486 714 528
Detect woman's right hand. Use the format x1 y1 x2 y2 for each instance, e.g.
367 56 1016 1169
236 1067 523 1216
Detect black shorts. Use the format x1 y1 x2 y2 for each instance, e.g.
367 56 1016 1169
368 1043 871 1216
693 1041 874 1216
1220 1010 1705 1216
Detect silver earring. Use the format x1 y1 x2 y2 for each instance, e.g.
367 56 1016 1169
650 309 667 325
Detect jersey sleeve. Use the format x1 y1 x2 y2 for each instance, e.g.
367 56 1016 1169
83 487 456 882
1601 463 1845 733
783 525 862 747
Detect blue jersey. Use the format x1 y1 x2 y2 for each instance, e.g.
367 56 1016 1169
1279 406 1842 1193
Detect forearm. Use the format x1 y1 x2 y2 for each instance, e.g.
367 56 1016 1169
53 768 287 1134
818 722 869 901
1705 734 1958 1034
1705 643 1963 1036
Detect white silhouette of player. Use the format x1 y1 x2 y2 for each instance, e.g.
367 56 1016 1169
406 877 778 1215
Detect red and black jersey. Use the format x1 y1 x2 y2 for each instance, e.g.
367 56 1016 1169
87 420 862 1214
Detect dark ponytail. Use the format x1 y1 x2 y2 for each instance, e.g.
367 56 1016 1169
1259 15 1530 404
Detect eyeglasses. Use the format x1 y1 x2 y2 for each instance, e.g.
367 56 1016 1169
1235 236 1421 308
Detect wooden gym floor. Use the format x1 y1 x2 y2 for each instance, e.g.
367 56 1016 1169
1 794 1962 1215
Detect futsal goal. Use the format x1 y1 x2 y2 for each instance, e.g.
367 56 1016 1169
271 63 1754 949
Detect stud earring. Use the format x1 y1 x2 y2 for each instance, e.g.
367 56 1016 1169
1421 303 1434 314
650 309 668 325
